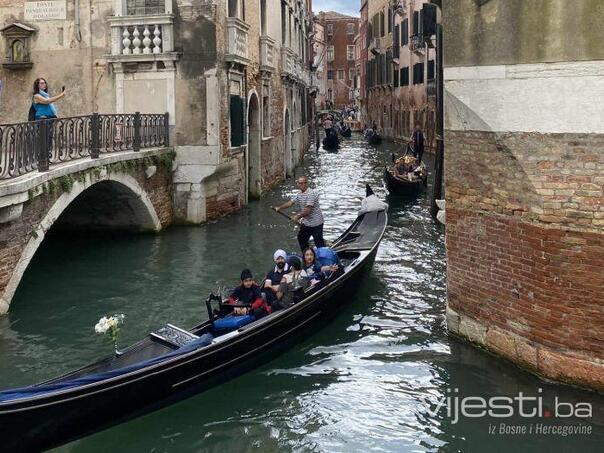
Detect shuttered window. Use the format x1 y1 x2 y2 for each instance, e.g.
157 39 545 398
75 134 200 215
413 11 419 35
413 62 424 84
393 25 400 59
394 68 399 87
400 67 409 86
230 95 244 147
428 59 435 80
402 19 408 46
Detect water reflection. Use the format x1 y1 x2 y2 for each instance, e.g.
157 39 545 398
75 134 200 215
1 134 602 452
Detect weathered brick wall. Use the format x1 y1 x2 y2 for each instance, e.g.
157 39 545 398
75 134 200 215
445 130 604 390
0 156 173 314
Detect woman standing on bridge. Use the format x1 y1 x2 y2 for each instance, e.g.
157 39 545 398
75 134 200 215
32 78 65 120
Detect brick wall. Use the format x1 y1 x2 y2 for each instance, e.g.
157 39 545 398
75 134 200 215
445 130 604 390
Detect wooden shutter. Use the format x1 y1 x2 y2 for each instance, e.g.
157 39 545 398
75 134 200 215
428 60 435 80
230 95 244 147
402 19 408 45
413 11 419 35
393 25 400 58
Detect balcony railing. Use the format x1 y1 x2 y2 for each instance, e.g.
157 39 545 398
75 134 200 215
260 35 276 71
0 113 169 180
226 18 250 65
410 35 425 54
108 14 175 57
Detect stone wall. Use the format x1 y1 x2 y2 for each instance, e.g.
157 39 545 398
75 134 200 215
445 130 604 390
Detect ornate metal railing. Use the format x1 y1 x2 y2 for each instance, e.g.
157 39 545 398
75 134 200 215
0 112 169 180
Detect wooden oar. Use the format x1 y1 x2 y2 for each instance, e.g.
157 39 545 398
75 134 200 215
271 207 300 225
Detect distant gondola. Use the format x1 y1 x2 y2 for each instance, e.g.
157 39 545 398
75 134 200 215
0 187 387 452
367 133 382 145
340 126 352 138
322 129 340 150
384 162 428 195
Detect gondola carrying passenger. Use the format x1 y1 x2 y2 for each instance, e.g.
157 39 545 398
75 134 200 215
228 269 271 318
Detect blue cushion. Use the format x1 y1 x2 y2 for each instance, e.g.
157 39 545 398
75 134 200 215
316 247 339 266
213 315 255 331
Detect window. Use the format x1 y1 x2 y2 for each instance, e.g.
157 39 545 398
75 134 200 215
413 62 424 84
338 69 345 80
393 25 400 59
327 23 333 35
387 7 392 34
349 68 356 81
228 0 244 20
327 70 334 79
347 45 355 61
402 19 409 46
413 11 419 36
127 0 165 15
400 67 409 86
281 2 286 44
393 69 399 87
260 0 267 35
262 81 271 137
230 95 245 147
428 60 435 80
327 45 334 61
379 12 385 37
347 23 355 35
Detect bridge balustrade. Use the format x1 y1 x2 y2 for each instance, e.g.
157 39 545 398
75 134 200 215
0 112 169 180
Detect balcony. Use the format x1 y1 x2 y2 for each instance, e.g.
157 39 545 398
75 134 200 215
260 35 276 71
107 13 178 66
281 46 295 78
226 17 250 65
410 35 425 54
369 38 381 56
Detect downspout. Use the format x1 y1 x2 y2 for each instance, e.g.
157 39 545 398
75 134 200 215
88 0 95 112
74 0 82 42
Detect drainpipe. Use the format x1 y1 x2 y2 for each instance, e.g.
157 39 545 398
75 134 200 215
74 0 82 41
88 0 95 112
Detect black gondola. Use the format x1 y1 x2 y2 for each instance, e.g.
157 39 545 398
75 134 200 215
384 164 428 195
322 128 340 150
367 133 382 145
0 187 387 452
340 126 352 138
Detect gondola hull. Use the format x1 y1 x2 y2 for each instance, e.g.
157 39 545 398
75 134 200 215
384 167 427 195
367 134 382 145
0 208 387 452
341 127 352 138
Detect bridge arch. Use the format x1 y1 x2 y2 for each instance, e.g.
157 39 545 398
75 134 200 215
0 173 161 314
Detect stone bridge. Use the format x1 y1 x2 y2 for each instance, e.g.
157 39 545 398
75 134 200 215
0 147 174 314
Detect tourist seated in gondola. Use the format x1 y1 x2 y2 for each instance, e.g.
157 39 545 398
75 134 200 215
263 249 291 308
227 269 271 318
302 248 339 284
274 256 310 310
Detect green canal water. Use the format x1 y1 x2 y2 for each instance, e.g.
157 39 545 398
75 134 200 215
1 135 602 452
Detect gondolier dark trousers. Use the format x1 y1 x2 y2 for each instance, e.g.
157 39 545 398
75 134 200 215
298 223 325 252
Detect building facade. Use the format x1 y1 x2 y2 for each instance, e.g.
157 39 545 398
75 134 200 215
444 0 604 391
0 0 314 224
311 15 326 110
315 11 358 110
360 0 435 144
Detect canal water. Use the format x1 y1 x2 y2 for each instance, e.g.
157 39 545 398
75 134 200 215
1 134 602 452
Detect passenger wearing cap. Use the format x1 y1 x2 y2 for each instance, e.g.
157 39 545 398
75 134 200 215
274 256 310 310
263 249 291 300
228 269 271 318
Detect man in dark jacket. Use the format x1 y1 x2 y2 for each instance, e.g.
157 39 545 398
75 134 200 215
411 122 425 164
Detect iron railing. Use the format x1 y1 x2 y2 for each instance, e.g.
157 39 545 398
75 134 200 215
0 112 169 180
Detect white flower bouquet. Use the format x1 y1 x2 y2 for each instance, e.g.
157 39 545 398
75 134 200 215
94 314 125 354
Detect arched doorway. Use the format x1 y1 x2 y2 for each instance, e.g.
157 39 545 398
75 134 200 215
247 93 261 199
284 109 292 178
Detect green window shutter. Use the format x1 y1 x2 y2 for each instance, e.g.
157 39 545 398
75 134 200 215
230 95 244 147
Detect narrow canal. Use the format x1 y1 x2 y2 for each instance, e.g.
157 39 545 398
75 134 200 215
1 134 602 452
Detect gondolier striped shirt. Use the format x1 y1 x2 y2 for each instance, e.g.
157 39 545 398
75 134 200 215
292 188 324 227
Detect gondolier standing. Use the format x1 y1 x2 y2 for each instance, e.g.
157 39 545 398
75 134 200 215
276 176 326 252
